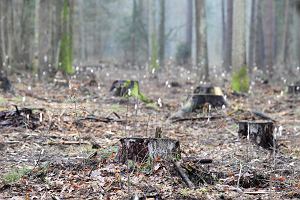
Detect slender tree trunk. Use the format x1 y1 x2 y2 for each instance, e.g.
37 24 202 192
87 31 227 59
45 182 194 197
131 0 137 65
224 0 233 71
159 0 165 67
263 0 275 77
33 0 40 73
186 0 193 65
232 0 246 71
248 0 256 72
195 0 209 81
282 0 291 69
255 1 265 70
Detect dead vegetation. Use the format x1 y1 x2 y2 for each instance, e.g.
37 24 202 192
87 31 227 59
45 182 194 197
0 67 300 200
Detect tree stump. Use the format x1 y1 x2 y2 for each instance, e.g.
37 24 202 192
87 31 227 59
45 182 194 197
117 137 181 163
110 80 138 97
238 120 275 149
288 85 300 94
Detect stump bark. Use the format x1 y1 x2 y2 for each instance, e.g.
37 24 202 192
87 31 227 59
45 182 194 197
288 85 300 94
238 120 275 149
110 80 138 97
117 137 181 163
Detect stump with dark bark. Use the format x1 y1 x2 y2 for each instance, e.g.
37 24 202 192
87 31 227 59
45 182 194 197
117 137 181 163
110 80 138 97
288 85 300 94
238 120 275 149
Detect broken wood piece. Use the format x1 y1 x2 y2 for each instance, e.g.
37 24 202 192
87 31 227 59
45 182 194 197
173 161 195 189
117 137 181 163
238 120 275 149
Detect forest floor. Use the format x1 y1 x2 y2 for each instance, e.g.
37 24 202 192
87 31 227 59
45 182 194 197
0 65 300 200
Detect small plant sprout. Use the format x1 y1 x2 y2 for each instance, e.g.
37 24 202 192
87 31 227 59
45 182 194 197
273 127 278 140
22 96 26 103
158 98 162 107
222 104 226 110
39 113 43 122
152 68 155 74
278 126 283 137
128 89 131 96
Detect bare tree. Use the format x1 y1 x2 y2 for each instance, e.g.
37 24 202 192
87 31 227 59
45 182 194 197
195 0 209 81
248 0 256 72
223 0 233 71
263 0 275 76
159 0 165 67
232 0 246 71
185 0 193 64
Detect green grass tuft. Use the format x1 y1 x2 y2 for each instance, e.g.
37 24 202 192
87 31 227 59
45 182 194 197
2 167 32 184
231 66 250 93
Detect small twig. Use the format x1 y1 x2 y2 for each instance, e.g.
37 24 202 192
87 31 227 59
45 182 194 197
237 162 243 189
173 161 195 189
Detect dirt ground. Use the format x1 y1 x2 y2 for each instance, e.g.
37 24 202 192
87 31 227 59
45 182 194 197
0 65 300 200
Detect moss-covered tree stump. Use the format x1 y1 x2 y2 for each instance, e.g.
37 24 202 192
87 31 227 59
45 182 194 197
116 137 181 163
110 80 152 103
110 80 138 97
238 120 275 149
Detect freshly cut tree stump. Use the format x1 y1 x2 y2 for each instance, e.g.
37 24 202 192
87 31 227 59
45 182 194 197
238 120 275 149
117 137 181 163
169 85 227 119
110 80 138 97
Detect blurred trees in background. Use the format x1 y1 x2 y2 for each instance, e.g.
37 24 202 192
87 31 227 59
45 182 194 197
0 0 299 81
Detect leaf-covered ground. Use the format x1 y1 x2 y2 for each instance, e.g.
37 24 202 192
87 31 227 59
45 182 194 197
0 66 300 199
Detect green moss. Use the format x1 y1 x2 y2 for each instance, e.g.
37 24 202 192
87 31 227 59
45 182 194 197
123 80 153 103
2 167 32 184
231 66 250 93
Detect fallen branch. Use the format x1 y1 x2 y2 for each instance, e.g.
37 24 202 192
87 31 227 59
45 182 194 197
45 141 90 145
75 115 123 123
171 115 224 123
173 161 195 189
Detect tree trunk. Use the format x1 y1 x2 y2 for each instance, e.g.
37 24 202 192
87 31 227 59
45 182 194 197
131 0 137 65
255 1 265 70
281 0 290 69
248 0 256 72
33 0 40 73
159 0 165 67
195 0 209 81
232 0 246 71
263 0 275 77
58 0 74 75
186 0 193 65
223 0 233 72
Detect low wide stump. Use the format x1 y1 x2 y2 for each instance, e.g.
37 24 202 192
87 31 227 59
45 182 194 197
238 120 275 149
117 137 181 163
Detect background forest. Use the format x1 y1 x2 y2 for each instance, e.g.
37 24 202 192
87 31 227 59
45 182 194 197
0 0 300 83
